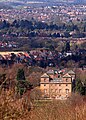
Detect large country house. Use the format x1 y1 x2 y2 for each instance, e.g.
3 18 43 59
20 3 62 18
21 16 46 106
40 70 75 100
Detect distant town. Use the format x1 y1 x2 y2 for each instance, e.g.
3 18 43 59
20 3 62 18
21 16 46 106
0 1 86 120
0 4 86 23
0 1 85 75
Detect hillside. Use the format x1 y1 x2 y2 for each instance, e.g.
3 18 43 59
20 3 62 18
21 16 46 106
0 0 86 6
0 3 12 9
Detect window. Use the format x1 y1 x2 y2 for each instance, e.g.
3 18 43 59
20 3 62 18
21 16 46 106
44 89 47 93
59 89 61 93
55 89 58 93
44 78 46 82
51 89 53 92
66 78 68 82
66 95 68 98
66 89 69 94
59 84 61 86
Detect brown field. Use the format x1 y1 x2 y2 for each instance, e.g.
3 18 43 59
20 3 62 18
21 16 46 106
0 89 86 120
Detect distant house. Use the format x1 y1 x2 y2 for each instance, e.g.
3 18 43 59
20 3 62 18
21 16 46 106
40 70 75 100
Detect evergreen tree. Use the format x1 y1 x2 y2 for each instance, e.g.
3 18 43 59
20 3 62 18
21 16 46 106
75 79 85 95
17 68 25 81
16 68 32 96
65 41 70 52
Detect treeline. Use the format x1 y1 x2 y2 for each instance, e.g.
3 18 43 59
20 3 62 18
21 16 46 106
0 20 86 38
0 65 86 120
0 65 86 97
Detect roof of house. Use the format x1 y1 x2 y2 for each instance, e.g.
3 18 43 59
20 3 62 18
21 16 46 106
63 73 71 78
47 70 54 74
41 73 49 78
68 70 75 75
52 78 62 82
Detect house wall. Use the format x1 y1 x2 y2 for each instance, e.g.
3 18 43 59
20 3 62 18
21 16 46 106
40 71 75 99
62 77 72 82
41 77 49 83
49 83 71 99
40 83 50 98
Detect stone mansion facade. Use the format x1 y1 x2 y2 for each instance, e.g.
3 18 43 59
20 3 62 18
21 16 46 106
40 70 75 100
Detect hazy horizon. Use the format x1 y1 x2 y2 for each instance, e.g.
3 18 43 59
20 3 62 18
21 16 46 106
0 0 86 3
